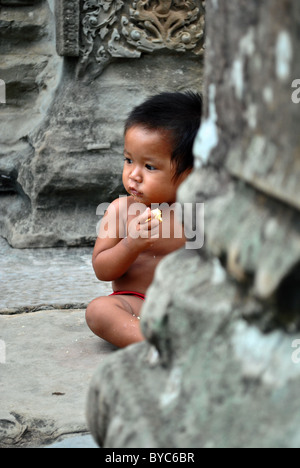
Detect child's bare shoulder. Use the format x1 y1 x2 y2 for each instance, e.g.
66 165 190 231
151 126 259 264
105 196 131 237
106 196 130 216
115 195 140 218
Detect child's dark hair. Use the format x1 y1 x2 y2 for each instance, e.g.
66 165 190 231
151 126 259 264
125 91 202 180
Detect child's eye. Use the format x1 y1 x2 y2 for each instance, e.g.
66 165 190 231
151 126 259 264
124 157 132 164
145 164 157 171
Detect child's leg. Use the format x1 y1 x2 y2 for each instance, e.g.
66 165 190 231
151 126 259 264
86 295 145 348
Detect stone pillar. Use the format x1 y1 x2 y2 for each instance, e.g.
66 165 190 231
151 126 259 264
0 0 63 247
87 0 300 448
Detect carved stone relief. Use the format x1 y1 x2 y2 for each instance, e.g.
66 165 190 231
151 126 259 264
55 0 80 56
55 1 205 79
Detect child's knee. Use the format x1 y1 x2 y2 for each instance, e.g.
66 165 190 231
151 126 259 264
86 297 114 335
86 298 104 327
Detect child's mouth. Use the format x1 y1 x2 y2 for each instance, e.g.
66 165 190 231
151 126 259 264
129 187 143 197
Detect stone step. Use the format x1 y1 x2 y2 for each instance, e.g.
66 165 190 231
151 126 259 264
0 237 112 312
0 2 51 47
0 54 50 106
1 1 43 5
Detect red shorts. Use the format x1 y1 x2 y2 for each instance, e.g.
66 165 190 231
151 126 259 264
109 291 146 301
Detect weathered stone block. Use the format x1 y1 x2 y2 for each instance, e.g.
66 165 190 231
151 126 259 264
0 0 42 5
0 3 50 45
88 249 300 448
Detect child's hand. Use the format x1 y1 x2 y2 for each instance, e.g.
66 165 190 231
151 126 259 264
128 207 160 247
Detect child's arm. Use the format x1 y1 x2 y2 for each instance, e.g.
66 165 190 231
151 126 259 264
92 199 159 282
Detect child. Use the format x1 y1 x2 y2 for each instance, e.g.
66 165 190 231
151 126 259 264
86 91 202 348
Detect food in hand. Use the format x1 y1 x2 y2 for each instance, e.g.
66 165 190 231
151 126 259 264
147 208 162 223
152 208 162 222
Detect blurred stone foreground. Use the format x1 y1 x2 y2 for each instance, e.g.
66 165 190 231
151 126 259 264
87 0 300 449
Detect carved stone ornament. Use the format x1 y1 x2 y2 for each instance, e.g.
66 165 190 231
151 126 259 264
55 0 81 57
74 0 205 78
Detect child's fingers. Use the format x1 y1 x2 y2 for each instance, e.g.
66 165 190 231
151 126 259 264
140 218 159 235
140 222 160 239
137 209 160 241
142 208 152 223
140 208 160 228
150 218 160 229
139 207 152 225
150 224 160 238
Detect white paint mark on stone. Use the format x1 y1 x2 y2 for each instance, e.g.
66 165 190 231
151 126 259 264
231 28 255 100
160 367 182 408
276 31 293 82
193 84 219 168
263 86 274 104
232 59 244 100
245 104 257 129
211 258 227 285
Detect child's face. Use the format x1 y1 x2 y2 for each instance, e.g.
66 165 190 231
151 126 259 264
123 126 187 206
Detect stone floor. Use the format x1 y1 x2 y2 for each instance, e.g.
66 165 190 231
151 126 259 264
0 237 115 448
0 237 112 312
45 434 98 449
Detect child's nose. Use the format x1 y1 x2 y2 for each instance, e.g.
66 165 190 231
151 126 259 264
130 166 142 182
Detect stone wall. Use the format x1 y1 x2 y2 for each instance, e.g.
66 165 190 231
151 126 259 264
87 0 300 448
0 0 204 248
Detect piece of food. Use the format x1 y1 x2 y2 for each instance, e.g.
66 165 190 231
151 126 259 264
152 208 163 222
147 208 162 223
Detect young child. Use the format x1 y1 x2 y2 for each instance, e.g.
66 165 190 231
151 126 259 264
86 91 202 348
